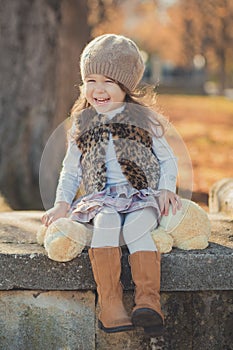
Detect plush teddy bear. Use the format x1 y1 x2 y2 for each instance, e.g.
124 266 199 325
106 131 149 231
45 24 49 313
151 198 211 253
37 218 92 262
37 199 211 261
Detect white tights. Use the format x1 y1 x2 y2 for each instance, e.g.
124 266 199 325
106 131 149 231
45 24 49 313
91 207 158 254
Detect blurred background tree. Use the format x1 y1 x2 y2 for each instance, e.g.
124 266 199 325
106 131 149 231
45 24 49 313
0 0 91 209
0 0 232 209
175 0 233 93
92 0 233 93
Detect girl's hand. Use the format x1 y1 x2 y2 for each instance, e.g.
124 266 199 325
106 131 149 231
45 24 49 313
158 189 182 216
41 202 70 227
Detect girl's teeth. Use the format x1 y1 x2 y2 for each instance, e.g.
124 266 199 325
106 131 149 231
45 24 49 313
95 98 109 104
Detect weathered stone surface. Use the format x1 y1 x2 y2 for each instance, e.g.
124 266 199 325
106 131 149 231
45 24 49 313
164 291 233 350
0 290 95 350
0 289 232 350
96 291 233 350
192 291 233 350
0 245 94 290
208 214 233 249
0 211 41 243
0 242 232 291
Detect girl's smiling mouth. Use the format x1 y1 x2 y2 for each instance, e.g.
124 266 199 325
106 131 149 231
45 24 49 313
94 97 111 105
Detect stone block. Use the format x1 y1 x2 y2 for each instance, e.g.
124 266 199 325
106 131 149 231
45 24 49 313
192 291 233 350
0 290 95 350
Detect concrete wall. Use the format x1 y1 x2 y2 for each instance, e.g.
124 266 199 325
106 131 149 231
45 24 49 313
0 289 232 350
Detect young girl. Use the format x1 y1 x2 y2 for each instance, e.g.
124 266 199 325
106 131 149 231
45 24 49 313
42 34 181 336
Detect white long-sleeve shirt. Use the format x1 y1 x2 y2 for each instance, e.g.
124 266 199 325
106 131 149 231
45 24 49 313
55 106 178 205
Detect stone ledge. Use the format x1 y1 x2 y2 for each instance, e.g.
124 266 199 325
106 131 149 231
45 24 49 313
0 243 232 292
0 211 232 292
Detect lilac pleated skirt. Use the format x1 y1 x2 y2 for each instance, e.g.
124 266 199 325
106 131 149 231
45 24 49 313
70 183 161 223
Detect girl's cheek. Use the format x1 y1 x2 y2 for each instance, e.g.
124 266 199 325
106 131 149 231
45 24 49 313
83 87 90 99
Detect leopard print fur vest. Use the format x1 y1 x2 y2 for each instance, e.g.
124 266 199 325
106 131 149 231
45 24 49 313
75 106 160 195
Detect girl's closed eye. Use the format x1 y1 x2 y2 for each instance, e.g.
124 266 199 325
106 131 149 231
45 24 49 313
105 79 115 83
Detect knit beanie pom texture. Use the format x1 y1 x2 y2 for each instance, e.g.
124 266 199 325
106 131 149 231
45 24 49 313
80 34 145 91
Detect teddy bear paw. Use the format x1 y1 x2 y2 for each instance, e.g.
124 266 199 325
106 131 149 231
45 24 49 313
44 218 91 262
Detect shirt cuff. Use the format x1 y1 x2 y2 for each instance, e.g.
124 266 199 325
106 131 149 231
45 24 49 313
158 174 177 193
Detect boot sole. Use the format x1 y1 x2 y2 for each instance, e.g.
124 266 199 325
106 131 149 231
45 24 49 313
131 308 164 337
98 320 135 333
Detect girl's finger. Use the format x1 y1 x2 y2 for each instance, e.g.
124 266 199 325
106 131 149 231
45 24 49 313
158 197 165 215
163 198 170 216
170 197 177 215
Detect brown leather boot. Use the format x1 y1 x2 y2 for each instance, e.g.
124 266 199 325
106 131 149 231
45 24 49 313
129 251 164 336
88 247 134 333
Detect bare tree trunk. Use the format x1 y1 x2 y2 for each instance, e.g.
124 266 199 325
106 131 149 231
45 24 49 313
217 14 227 95
0 0 90 209
218 50 226 94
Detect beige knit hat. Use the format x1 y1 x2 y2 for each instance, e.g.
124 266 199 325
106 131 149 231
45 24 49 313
80 34 145 91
